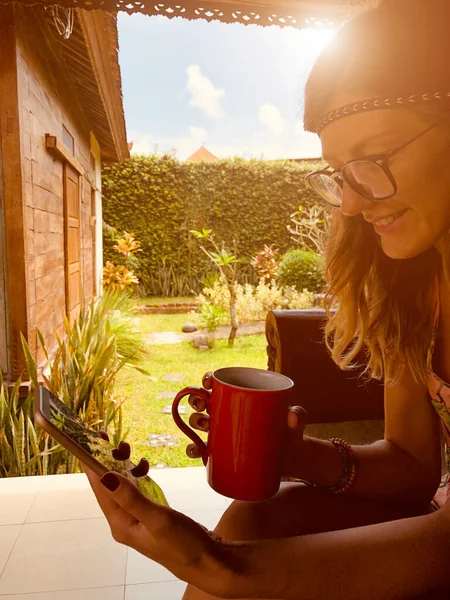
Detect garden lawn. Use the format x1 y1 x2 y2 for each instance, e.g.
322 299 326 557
117 334 267 468
137 312 200 335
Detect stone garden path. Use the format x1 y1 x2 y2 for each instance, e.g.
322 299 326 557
145 321 266 345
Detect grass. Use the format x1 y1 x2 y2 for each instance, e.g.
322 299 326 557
117 333 267 468
137 312 200 335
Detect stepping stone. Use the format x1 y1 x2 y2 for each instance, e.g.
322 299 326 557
148 332 181 344
162 404 188 415
193 334 210 349
144 433 180 448
163 374 185 383
157 391 177 399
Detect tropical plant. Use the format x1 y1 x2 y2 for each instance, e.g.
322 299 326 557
198 279 314 324
143 263 193 298
114 231 142 259
251 244 281 282
0 365 63 477
36 291 149 448
277 249 325 293
287 204 331 256
199 302 227 348
0 291 150 477
103 261 139 291
103 231 141 292
191 229 239 347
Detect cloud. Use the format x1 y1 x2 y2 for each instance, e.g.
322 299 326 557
188 126 208 146
258 103 286 136
208 143 250 159
186 65 225 119
129 126 208 160
238 131 321 161
295 121 305 135
130 136 153 155
128 125 322 162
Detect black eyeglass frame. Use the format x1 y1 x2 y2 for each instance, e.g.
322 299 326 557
305 124 437 206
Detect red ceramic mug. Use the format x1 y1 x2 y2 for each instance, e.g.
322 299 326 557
172 367 294 501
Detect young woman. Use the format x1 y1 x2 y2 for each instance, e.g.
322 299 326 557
85 1 450 597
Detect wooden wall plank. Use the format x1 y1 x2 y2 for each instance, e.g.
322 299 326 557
0 6 28 378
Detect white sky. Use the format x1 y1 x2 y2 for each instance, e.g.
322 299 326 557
118 14 337 160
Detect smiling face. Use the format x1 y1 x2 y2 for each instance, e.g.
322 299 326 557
320 107 450 259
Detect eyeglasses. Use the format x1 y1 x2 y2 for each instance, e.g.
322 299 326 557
305 125 437 207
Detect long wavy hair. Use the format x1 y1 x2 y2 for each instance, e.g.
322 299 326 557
303 0 450 385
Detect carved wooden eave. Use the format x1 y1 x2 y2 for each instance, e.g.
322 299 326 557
76 10 129 162
0 0 358 30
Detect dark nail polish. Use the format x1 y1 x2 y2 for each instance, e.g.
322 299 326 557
131 458 149 478
98 430 110 442
101 472 120 491
112 441 131 461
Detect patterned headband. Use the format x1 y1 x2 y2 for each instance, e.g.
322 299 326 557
316 91 450 133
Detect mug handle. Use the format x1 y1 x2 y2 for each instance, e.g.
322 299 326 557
172 386 210 466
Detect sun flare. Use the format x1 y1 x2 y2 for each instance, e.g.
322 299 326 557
298 27 337 61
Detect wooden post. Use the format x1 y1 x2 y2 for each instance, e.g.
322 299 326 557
0 6 28 378
265 311 282 373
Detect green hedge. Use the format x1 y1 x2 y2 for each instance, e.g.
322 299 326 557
102 156 323 296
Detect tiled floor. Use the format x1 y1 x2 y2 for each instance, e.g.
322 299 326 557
0 467 231 599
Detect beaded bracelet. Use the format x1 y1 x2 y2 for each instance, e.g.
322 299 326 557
328 438 357 495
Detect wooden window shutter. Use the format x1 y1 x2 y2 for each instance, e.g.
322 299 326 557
64 163 81 321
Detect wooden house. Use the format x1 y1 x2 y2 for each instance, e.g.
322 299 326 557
0 5 128 378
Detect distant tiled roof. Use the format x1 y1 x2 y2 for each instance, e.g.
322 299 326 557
186 147 219 163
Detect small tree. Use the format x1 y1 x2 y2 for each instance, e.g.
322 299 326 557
199 302 227 348
190 229 239 347
287 205 331 256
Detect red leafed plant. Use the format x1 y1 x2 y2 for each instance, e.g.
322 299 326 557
251 244 280 282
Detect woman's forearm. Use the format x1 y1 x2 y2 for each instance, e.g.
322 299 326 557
214 509 450 600
287 437 439 503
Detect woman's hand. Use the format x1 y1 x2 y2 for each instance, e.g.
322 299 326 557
188 372 309 479
282 405 309 479
83 462 229 595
